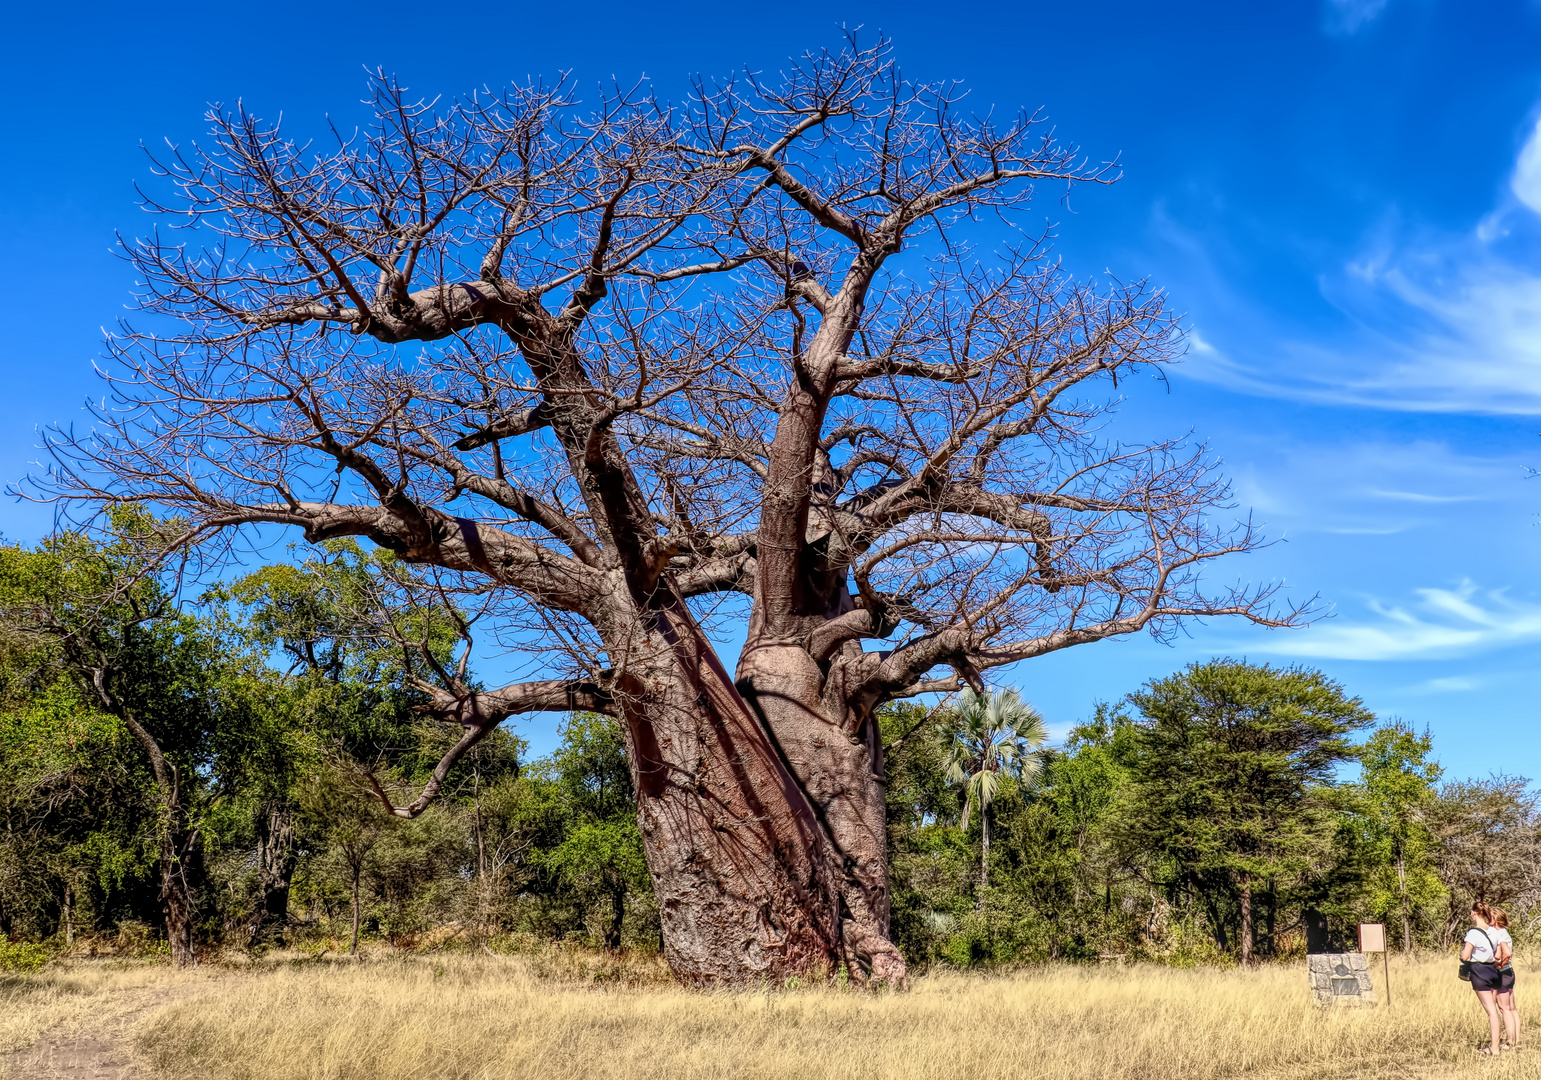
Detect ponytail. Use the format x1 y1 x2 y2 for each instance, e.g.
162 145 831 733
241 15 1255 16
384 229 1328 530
1473 901 1498 925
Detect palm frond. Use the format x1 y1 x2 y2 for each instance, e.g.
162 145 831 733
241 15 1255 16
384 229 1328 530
943 686 1049 822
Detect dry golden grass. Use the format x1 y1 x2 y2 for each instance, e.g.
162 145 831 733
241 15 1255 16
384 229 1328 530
7 951 1541 1079
0 961 190 1055
129 953 1541 1080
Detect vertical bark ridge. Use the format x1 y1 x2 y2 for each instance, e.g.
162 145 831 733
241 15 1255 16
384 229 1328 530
611 593 843 984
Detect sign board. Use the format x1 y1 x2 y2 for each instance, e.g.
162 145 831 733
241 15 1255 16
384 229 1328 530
1307 953 1377 1007
1358 923 1386 953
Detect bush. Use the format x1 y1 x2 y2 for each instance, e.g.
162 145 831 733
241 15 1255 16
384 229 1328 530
0 939 51 971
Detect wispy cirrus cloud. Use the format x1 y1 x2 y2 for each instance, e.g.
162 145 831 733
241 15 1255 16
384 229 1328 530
1227 438 1518 539
1177 110 1541 415
1249 580 1541 661
1323 0 1392 35
1510 116 1541 212
1416 676 1481 694
1183 233 1541 414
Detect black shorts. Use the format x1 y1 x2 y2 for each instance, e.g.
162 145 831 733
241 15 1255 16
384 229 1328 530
1471 963 1515 992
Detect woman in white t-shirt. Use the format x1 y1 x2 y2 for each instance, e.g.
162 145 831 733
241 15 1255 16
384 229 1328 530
1491 907 1520 1050
1464 902 1506 1056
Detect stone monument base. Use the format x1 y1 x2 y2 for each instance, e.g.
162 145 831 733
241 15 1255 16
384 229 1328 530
1308 952 1377 1006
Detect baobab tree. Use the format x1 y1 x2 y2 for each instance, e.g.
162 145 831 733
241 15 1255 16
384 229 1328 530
32 40 1299 985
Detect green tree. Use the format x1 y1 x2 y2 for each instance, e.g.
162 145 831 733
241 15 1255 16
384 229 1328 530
979 704 1140 963
1120 659 1373 965
1358 721 1443 951
298 767 391 955
1427 777 1539 946
0 516 233 966
536 714 650 950
214 541 476 945
880 703 975 965
218 541 439 765
461 734 527 937
200 664 318 948
1050 704 1137 913
943 688 1047 905
0 666 158 944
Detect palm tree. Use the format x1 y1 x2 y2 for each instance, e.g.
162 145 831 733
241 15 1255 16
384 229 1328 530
943 688 1048 905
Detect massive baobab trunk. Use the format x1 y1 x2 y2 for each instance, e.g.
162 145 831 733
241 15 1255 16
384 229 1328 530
40 41 1296 984
614 601 844 980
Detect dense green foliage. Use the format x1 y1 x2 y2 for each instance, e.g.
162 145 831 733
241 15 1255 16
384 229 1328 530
1 530 1536 968
883 668 1539 968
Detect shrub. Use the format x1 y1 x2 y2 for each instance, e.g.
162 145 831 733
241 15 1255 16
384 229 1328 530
0 939 50 972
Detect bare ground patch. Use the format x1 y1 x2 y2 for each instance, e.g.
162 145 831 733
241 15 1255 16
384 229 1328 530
1 965 216 1080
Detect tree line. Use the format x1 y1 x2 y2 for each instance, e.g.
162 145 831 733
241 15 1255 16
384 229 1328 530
0 523 1531 969
884 675 1536 967
0 521 647 963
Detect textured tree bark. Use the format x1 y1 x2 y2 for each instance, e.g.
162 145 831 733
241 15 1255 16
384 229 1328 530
610 596 844 984
735 636 902 982
249 805 297 947
159 811 198 969
1239 876 1253 967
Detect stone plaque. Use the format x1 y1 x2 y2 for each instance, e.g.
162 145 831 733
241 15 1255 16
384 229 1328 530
1308 952 1377 1007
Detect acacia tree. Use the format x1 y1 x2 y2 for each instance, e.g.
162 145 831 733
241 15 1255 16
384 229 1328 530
1119 660 1369 966
1428 778 1540 946
32 41 1296 985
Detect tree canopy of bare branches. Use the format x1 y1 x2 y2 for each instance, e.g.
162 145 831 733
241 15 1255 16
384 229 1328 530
28 38 1299 985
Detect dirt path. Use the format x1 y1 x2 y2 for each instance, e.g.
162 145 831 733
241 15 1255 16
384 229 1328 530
2 982 201 1080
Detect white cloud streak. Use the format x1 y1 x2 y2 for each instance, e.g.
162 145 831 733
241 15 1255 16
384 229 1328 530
1229 438 1517 538
1175 109 1541 415
1323 0 1392 35
1513 117 1541 213
1418 676 1481 693
1250 580 1541 661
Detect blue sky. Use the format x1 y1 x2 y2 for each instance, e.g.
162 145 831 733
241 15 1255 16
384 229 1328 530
2 0 1538 776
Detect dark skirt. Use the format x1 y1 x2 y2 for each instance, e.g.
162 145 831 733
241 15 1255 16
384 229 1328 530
1471 962 1505 992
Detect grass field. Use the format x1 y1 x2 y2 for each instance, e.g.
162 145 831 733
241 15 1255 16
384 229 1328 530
5 950 1541 1079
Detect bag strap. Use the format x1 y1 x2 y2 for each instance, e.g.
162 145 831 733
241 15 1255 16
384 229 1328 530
1478 928 1497 961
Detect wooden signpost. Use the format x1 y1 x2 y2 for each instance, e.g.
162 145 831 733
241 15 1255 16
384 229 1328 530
1359 923 1389 1008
